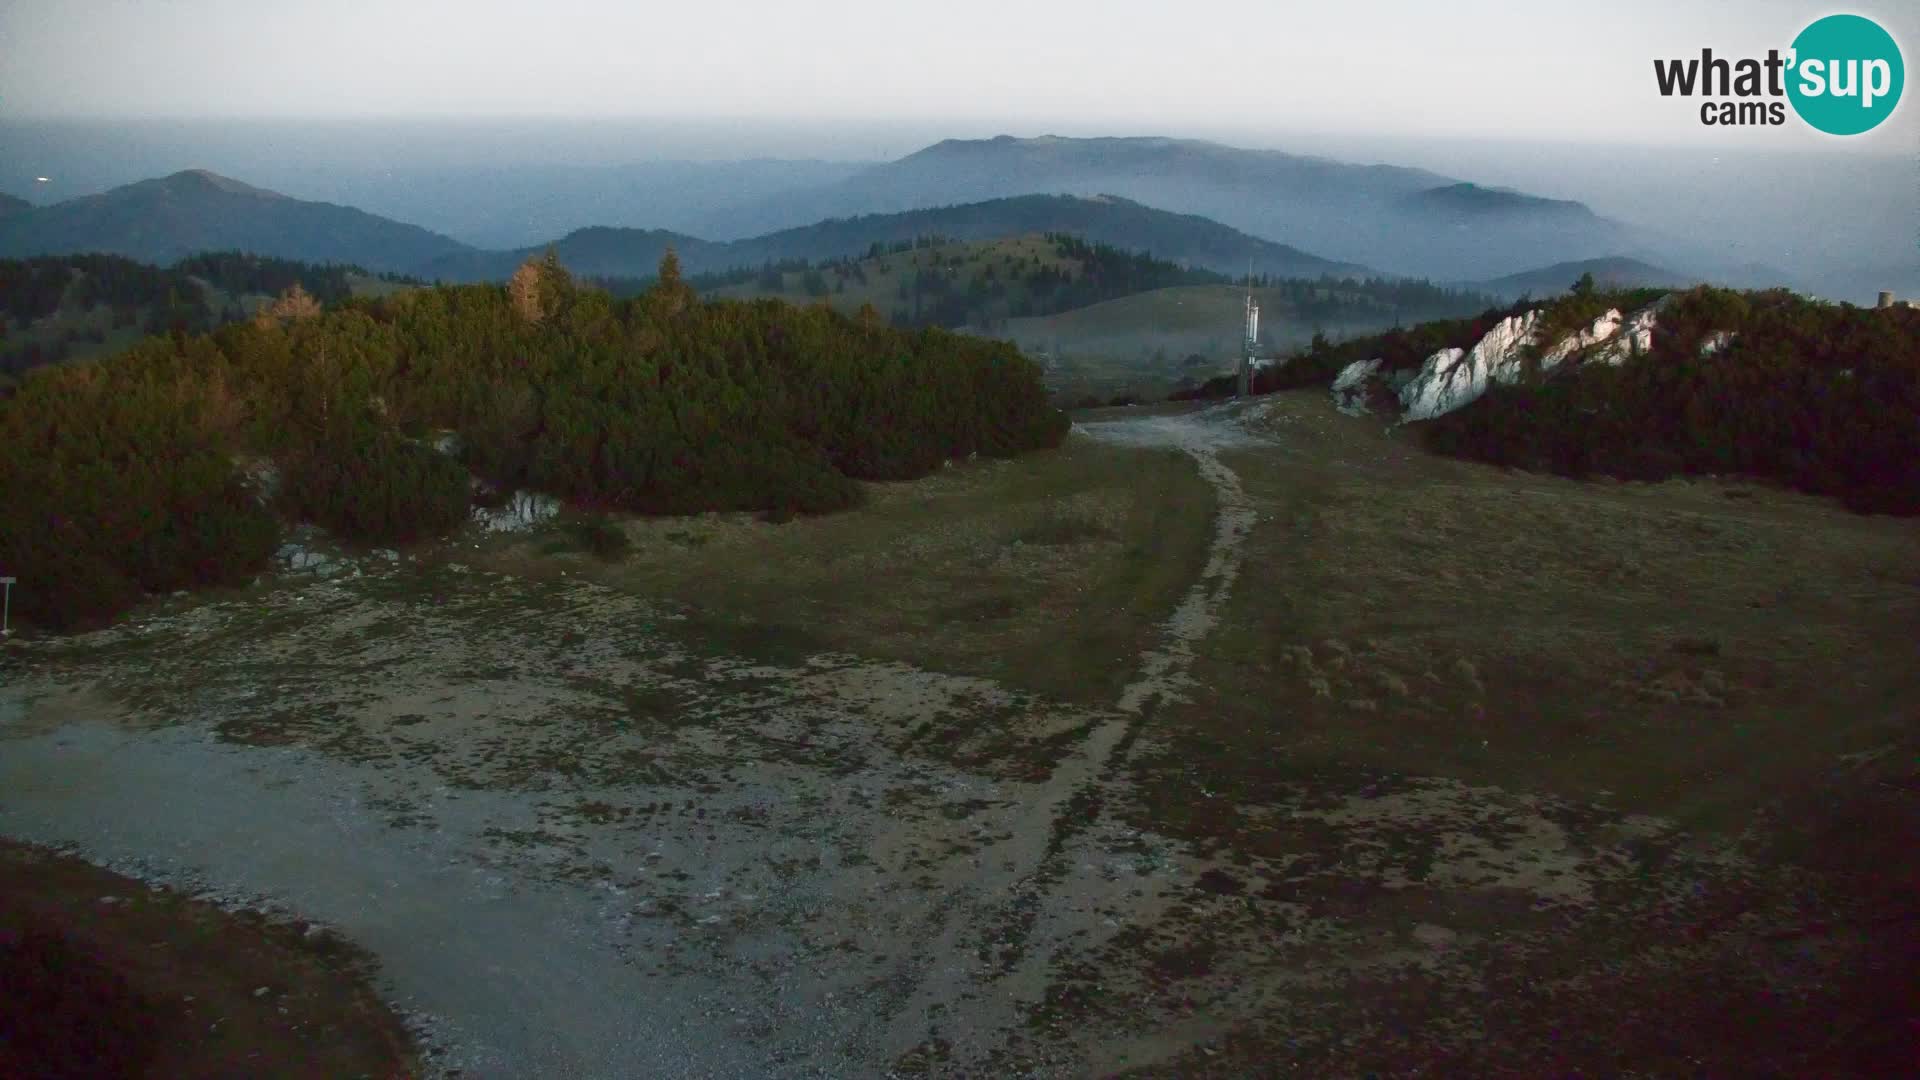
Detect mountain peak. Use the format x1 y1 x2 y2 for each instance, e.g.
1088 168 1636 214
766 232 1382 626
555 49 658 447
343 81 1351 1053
0 169 470 272
159 169 284 199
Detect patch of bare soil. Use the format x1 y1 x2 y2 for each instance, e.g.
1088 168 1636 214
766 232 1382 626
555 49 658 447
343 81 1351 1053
0 839 419 1079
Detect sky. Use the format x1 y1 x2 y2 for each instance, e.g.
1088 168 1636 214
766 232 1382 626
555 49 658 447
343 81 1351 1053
1 0 1915 152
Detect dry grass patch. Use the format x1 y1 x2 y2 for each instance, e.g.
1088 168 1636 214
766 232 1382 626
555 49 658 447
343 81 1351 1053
1169 390 1920 833
469 439 1214 706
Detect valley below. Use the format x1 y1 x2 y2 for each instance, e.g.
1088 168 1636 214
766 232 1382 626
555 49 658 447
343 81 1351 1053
3 394 1913 1077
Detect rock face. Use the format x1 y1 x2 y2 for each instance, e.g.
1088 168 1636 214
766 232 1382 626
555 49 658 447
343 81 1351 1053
276 543 339 577
1592 303 1661 366
1396 349 1469 423
1539 309 1623 368
1328 296 1701 423
473 491 561 534
1398 311 1540 422
1331 358 1383 416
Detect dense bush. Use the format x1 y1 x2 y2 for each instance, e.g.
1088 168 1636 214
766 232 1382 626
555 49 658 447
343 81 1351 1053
0 253 1068 630
280 416 473 544
0 360 279 630
1422 287 1920 514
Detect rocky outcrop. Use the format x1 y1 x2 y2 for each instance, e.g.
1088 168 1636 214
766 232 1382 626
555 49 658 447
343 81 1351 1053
1398 311 1540 422
277 543 339 575
1328 295 1709 423
1331 358 1383 416
1592 303 1661 366
1539 309 1623 368
473 491 561 533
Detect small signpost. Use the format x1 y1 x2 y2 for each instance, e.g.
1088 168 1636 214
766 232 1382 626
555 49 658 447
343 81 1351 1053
1 577 13 638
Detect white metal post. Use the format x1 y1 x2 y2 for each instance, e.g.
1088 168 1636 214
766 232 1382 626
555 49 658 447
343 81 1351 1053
1 577 13 638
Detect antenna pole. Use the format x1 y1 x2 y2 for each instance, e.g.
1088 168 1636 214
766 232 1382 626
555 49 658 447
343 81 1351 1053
1239 263 1258 399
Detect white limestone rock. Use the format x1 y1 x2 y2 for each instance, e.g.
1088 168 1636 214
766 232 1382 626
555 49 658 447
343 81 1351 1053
276 543 338 576
1325 295 1705 425
1398 310 1542 422
473 491 562 534
1397 348 1467 422
1591 300 1667 366
1539 309 1624 369
1699 330 1735 357
1331 358 1384 416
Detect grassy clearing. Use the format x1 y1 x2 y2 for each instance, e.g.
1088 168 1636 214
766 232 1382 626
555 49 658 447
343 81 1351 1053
1156 390 1919 833
471 438 1215 707
1076 390 1920 1074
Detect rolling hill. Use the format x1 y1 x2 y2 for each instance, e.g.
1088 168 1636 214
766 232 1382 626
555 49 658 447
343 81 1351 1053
0 170 474 273
734 195 1372 280
418 226 722 284
0 192 30 218
698 232 1243 329
1473 256 1697 301
707 135 1639 281
421 194 1375 284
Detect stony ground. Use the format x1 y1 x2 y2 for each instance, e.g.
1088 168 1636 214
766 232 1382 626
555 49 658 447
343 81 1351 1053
1 399 1913 1077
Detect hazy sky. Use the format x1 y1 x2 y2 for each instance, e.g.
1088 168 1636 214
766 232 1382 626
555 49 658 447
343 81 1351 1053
2 0 1914 150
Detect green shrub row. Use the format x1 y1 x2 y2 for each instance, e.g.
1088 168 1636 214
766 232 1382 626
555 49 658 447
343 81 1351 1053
0 255 1068 631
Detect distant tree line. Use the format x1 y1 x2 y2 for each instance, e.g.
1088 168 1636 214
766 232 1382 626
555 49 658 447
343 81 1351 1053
0 252 421 379
0 252 1069 630
582 234 1506 344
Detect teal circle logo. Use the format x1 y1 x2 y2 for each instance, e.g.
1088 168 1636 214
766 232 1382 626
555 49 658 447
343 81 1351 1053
1787 14 1904 135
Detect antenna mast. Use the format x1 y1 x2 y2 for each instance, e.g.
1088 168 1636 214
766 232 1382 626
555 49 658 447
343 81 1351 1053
1239 262 1259 398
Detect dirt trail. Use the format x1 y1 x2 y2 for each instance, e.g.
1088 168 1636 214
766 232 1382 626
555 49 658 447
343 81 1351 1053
864 409 1265 1069
0 411 1264 1078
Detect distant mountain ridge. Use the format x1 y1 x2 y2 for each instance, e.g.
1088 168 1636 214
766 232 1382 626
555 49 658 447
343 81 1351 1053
0 170 474 273
0 192 30 218
420 194 1377 283
708 135 1638 282
1 158 1658 293
1407 182 1598 222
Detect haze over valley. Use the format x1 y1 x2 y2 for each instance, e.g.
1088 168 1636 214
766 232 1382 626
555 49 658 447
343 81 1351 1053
6 119 1912 303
